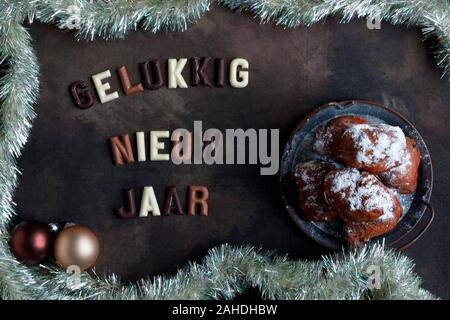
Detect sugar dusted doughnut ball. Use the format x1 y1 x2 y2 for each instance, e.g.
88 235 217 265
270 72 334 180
339 124 408 174
294 160 338 221
323 168 402 223
379 137 420 194
323 168 403 246
313 115 368 159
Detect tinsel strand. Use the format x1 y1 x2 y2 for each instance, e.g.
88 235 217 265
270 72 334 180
0 0 447 299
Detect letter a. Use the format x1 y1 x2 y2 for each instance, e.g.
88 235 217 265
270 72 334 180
139 186 161 217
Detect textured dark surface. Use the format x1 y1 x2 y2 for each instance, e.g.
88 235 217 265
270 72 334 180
12 6 450 298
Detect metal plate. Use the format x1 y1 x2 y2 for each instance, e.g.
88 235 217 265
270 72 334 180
279 100 433 250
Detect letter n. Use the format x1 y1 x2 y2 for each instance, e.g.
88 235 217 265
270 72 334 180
110 134 135 165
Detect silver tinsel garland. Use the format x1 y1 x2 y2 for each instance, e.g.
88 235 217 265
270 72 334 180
0 0 447 300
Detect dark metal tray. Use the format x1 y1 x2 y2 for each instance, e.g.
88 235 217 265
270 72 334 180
280 100 434 250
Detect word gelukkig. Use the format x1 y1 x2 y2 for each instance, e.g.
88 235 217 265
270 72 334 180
69 57 249 109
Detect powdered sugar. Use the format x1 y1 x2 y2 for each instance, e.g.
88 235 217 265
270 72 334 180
294 161 317 191
330 168 359 194
313 128 333 155
343 124 407 169
387 144 413 176
290 114 416 239
305 195 324 213
329 169 395 221
294 161 328 192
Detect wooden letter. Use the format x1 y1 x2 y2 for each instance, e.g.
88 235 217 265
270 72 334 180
215 58 225 87
69 80 94 109
163 186 184 215
168 58 188 88
191 57 212 86
115 188 137 219
136 131 146 162
150 131 170 161
229 58 249 88
109 134 135 165
91 70 119 103
140 60 164 90
188 186 209 216
139 186 161 217
117 66 144 96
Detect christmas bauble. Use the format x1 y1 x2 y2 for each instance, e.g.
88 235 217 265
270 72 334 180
54 225 99 271
9 221 53 265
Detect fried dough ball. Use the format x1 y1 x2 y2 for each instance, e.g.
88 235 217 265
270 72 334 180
313 116 368 160
323 168 402 245
343 211 402 246
339 124 408 174
323 168 402 222
294 160 338 221
379 137 420 194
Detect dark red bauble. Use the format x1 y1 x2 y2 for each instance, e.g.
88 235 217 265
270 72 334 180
9 221 53 265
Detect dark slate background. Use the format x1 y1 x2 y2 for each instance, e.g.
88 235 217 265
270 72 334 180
11 5 450 298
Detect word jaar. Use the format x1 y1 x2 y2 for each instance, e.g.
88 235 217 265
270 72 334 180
116 185 209 218
69 57 249 109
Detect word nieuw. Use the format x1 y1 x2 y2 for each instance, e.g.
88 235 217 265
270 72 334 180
69 57 249 109
109 121 280 175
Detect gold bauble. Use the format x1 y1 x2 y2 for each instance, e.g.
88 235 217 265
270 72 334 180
54 225 99 271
